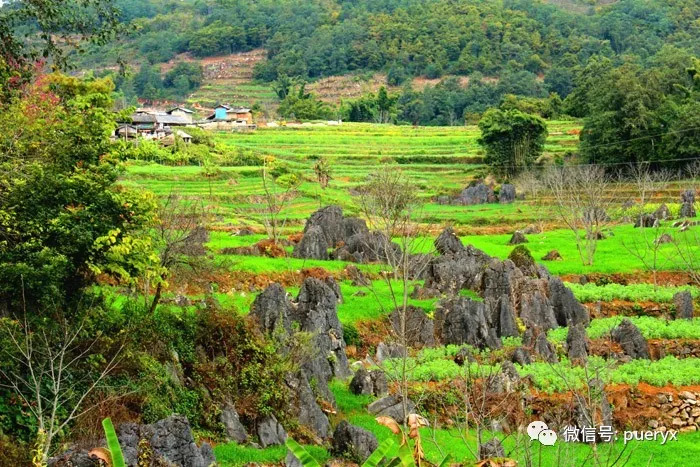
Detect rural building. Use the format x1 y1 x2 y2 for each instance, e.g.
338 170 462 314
126 109 192 139
206 105 253 124
167 107 195 123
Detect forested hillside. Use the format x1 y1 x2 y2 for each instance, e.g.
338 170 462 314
83 0 698 90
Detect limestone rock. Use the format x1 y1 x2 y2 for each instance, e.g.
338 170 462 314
479 438 505 459
389 305 435 348
332 421 379 463
499 184 516 204
257 415 287 448
566 323 589 363
548 277 589 327
250 283 292 334
221 403 248 443
304 205 345 247
508 230 528 245
611 319 650 359
674 291 694 319
457 183 496 205
293 225 329 260
680 190 696 218
435 297 502 349
542 250 563 261
435 227 464 255
367 395 416 422
534 333 558 363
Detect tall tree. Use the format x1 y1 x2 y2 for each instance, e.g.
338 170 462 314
477 108 548 177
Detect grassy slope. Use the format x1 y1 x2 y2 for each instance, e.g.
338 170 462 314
213 381 700 466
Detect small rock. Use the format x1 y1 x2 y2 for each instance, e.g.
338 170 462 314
674 291 694 319
542 250 563 261
367 395 415 422
655 233 674 245
479 438 505 459
332 420 379 463
508 230 528 245
611 319 650 359
257 415 287 448
221 403 248 444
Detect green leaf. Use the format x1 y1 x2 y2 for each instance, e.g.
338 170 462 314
438 453 453 467
397 442 415 467
285 438 321 467
362 438 395 467
102 418 126 467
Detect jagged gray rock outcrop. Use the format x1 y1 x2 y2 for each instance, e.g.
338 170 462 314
48 418 215 466
250 278 350 439
435 297 502 349
221 403 248 443
680 190 696 218
332 421 379 463
566 323 589 363
250 283 292 334
508 230 528 244
534 333 558 363
367 395 416 422
611 319 650 359
674 290 694 319
292 225 329 260
375 342 407 363
434 227 464 255
499 184 516 204
479 438 506 459
424 245 492 293
457 183 495 205
304 205 345 247
390 305 435 348
548 277 589 327
349 368 387 397
511 346 531 366
257 415 287 448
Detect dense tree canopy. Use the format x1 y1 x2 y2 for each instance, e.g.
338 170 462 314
478 108 548 177
0 74 156 313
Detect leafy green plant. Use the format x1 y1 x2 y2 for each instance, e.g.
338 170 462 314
102 418 126 467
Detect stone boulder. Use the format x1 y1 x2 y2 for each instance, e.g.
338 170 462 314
508 231 528 245
519 280 558 332
548 277 589 327
655 233 673 245
349 368 387 397
511 347 532 366
332 421 379 463
389 305 435 348
654 204 671 220
286 371 331 440
250 283 292 334
304 205 345 247
435 297 502 349
542 250 563 261
611 319 650 359
424 245 493 293
345 264 370 286
498 184 516 204
634 214 658 228
680 190 696 218
566 323 589 363
485 295 520 338
457 183 496 205
534 333 558 363
435 227 464 255
294 278 351 386
343 217 369 239
367 395 416 422
257 415 287 448
375 342 407 363
479 438 505 459
508 245 537 277
221 403 248 443
292 226 329 260
339 231 401 264
674 291 694 320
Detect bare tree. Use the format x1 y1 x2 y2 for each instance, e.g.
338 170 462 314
672 227 700 286
542 166 617 266
0 305 122 464
514 169 547 232
256 161 300 244
357 167 435 423
622 166 675 289
147 193 207 313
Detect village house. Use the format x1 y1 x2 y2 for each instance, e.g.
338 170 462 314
206 104 253 125
125 108 193 139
